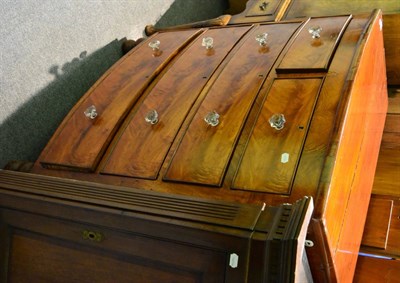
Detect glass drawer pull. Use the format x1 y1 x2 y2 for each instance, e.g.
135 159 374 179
204 111 220 127
308 26 322 39
84 105 97 119
145 109 159 125
269 113 286 130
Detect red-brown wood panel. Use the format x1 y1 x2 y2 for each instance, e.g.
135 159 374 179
276 16 351 73
164 23 301 186
101 26 251 179
40 30 200 172
322 12 388 282
232 78 322 194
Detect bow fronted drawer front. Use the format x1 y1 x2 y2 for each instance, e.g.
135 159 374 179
276 16 351 73
40 30 201 172
101 26 251 179
164 23 300 186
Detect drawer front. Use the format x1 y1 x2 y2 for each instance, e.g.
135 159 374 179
246 0 282 17
40 30 199 171
2 209 227 283
164 23 301 186
276 16 351 73
102 26 251 179
232 78 323 194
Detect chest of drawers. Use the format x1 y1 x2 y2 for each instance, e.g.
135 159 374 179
1 10 387 282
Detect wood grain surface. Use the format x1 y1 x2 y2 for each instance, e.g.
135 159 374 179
102 26 251 179
40 30 200 171
164 23 300 186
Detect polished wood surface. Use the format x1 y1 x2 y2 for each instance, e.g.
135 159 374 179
277 16 351 73
282 0 400 85
0 170 313 283
164 23 300 186
233 78 322 193
30 11 388 283
102 26 251 179
321 11 388 282
40 30 200 171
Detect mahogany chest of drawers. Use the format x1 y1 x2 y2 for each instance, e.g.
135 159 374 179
0 10 387 282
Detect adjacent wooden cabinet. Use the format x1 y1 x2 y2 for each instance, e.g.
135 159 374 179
1 10 388 283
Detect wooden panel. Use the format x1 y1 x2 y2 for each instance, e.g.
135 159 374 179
0 170 264 230
383 14 400 85
9 234 205 283
276 16 351 73
322 12 388 283
0 170 315 283
386 199 400 256
40 30 200 172
354 256 400 283
372 108 400 196
283 0 400 85
101 26 251 179
372 136 400 197
228 0 291 24
283 0 400 19
245 0 282 17
361 198 393 249
164 23 301 186
232 78 322 194
388 88 400 114
361 198 400 257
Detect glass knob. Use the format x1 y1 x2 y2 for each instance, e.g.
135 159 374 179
256 33 268 46
308 26 322 39
202 37 214 49
84 105 97 119
145 109 159 125
204 111 220 127
259 2 268 11
148 40 160 51
269 113 286 130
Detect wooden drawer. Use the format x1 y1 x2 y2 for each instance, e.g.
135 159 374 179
164 23 301 186
232 78 323 193
40 30 200 172
3 211 227 283
29 11 388 283
281 0 400 85
276 16 351 73
102 26 252 179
